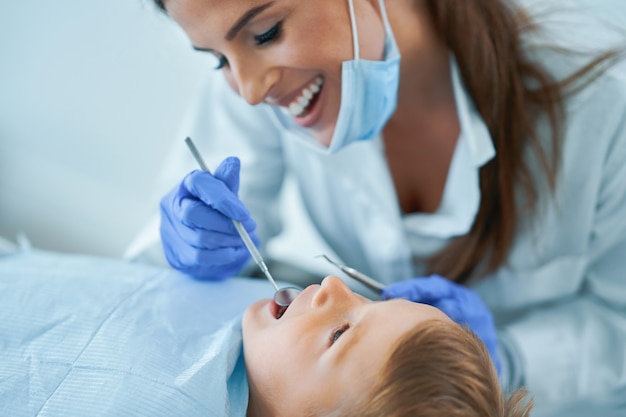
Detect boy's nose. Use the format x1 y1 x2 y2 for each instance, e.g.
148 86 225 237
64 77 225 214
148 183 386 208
311 275 353 308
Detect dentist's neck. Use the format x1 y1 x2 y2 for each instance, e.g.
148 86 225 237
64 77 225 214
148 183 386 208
386 0 454 111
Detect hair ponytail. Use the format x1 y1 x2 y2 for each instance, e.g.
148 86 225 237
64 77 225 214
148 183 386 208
424 0 620 282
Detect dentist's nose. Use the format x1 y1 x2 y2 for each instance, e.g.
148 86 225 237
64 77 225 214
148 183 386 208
311 275 354 308
226 59 279 105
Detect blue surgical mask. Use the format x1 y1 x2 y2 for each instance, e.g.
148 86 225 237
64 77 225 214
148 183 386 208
268 0 401 154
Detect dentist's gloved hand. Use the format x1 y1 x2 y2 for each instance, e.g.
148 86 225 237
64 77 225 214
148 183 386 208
159 157 258 281
382 275 501 375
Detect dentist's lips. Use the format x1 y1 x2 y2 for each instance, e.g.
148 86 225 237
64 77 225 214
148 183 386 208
275 76 325 128
293 86 323 127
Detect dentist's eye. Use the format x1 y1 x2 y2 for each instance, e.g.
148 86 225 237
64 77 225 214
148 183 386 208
255 21 283 45
214 55 229 70
329 323 350 346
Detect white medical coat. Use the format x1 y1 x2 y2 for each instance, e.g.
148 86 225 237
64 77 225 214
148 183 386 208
132 3 626 413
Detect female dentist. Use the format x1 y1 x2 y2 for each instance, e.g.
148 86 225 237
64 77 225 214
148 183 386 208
146 0 626 412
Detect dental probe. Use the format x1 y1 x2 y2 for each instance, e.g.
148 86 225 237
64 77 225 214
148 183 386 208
317 254 386 293
184 137 279 292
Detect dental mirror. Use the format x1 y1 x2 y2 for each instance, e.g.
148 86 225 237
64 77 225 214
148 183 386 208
273 286 302 318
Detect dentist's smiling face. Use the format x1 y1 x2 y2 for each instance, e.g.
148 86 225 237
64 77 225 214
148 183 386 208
242 276 452 416
165 0 385 146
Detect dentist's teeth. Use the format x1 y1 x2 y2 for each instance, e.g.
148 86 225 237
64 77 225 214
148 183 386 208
297 96 309 107
311 76 323 92
287 77 324 117
289 102 304 116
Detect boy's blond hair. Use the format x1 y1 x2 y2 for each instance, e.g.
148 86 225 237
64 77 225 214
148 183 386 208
343 320 532 417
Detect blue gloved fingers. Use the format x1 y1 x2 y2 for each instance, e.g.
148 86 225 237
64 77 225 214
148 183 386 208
161 209 253 249
161 213 251 272
182 170 251 223
193 245 252 280
429 286 485 319
213 156 241 194
176 198 257 235
382 275 459 303
431 298 500 375
162 171 256 234
164 236 251 281
158 159 260 281
427 298 466 324
381 275 502 375
178 245 251 271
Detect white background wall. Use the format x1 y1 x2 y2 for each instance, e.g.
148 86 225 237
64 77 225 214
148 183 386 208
0 0 624 259
0 0 211 256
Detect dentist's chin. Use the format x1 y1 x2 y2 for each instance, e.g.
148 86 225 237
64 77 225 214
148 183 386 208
310 118 338 148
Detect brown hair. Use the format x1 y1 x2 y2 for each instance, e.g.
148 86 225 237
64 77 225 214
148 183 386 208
344 320 532 417
423 0 623 282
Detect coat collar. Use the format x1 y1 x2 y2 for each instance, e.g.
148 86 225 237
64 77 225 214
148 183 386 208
403 55 496 242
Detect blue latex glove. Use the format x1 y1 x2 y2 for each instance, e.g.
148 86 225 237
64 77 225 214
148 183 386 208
159 157 258 280
382 275 501 375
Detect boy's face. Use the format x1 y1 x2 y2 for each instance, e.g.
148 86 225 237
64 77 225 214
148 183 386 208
242 275 452 416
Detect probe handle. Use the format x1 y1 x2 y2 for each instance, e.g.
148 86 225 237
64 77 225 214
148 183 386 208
232 220 279 291
184 137 279 291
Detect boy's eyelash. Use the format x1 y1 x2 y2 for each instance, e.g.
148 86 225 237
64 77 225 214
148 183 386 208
254 21 283 45
329 323 350 347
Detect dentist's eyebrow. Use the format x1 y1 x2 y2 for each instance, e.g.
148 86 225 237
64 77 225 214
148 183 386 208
226 2 275 41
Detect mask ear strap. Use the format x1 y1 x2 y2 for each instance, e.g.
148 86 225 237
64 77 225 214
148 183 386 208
378 0 397 51
378 0 392 31
347 0 361 65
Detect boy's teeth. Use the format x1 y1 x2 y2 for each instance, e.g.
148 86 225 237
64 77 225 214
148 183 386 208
288 77 323 117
